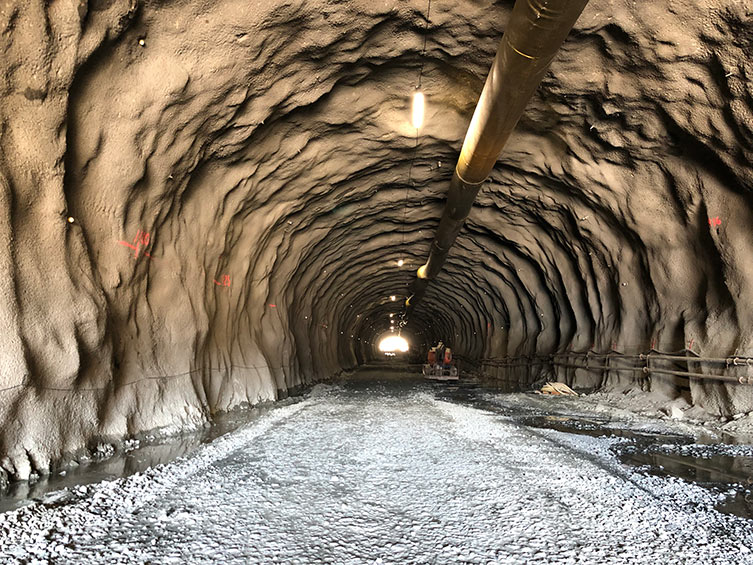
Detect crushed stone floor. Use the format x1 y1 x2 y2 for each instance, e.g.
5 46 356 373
1 377 752 564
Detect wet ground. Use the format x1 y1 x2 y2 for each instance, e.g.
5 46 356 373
435 381 753 519
0 402 286 514
3 374 753 518
1 372 752 563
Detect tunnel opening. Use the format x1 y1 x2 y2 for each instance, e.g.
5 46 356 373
378 335 410 355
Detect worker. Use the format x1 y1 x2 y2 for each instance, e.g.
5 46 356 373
435 341 446 369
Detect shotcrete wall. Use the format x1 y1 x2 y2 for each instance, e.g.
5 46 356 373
0 0 751 479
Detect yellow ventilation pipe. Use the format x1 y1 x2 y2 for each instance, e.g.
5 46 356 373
406 0 590 312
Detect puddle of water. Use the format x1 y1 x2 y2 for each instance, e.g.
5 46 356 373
518 414 695 443
0 404 279 514
440 383 753 520
619 448 753 518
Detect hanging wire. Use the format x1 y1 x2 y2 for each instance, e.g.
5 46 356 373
417 0 432 89
400 0 432 248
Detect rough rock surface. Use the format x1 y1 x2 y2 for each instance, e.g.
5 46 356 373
0 0 752 477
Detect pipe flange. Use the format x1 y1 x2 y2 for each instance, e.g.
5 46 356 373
642 366 650 374
733 357 741 366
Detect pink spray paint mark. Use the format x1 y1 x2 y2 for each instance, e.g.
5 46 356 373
118 229 153 260
214 274 231 287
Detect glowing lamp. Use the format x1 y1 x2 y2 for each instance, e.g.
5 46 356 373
411 91 425 129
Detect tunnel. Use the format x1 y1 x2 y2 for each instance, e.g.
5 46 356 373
1 0 753 561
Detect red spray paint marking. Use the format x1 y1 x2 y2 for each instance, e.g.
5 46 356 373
268 304 276 308
213 274 231 287
651 338 656 349
612 341 617 350
708 216 721 228
688 338 694 350
118 229 153 259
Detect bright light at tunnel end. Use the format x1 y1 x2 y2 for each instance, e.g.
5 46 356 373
379 335 409 353
411 91 425 129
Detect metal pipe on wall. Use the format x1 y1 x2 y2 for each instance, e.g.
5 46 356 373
473 352 753 384
406 0 589 312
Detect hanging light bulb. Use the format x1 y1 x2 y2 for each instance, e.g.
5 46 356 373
411 91 425 129
397 259 404 267
390 295 397 302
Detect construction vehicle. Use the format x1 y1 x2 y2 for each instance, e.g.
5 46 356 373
422 342 459 381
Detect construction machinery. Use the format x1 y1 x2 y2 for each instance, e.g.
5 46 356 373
422 343 459 381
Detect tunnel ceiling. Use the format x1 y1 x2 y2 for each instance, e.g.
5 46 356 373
0 0 752 478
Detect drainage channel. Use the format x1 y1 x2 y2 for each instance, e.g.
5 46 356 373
436 381 753 520
0 402 284 514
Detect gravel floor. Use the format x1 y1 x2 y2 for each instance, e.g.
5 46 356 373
1 379 752 564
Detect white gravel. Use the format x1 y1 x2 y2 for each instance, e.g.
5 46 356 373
1 382 752 564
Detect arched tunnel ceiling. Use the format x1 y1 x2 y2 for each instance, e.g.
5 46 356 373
0 0 752 477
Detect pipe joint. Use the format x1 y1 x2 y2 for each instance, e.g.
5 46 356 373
454 165 489 188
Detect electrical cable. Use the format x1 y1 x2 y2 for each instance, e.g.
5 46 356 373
464 350 753 385
398 0 432 334
400 0 432 248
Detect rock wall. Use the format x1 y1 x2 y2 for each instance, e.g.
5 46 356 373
0 0 751 478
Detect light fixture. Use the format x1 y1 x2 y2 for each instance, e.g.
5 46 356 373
411 91 425 129
397 259 404 267
389 313 394 318
390 295 396 302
